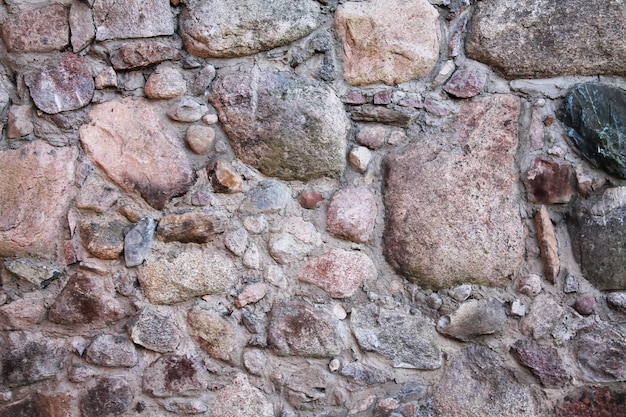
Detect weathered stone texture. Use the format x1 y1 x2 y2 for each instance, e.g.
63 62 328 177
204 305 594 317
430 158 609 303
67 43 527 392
210 374 274 417
467 0 626 78
210 71 349 180
79 97 195 210
573 326 626 382
157 212 226 244
187 307 242 364
1 336 66 388
1 4 69 52
326 186 377 243
142 355 209 397
80 377 132 417
511 339 569 387
128 306 181 353
85 334 138 367
335 0 440 85
110 40 181 70
534 206 560 284
181 0 321 58
556 389 626 417
383 95 524 289
93 0 175 41
0 141 77 261
438 299 507 342
526 158 573 204
69 1 95 52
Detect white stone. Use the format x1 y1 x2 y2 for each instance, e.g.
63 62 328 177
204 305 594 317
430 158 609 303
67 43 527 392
349 146 372 173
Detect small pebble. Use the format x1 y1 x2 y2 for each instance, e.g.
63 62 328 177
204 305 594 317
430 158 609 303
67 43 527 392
510 299 526 317
298 190 323 209
574 295 595 315
563 273 579 293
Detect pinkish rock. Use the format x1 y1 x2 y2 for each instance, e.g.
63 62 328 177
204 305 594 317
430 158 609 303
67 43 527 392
85 334 138 367
75 174 120 213
297 190 323 209
511 339 569 387
142 355 209 397
0 297 47 329
79 97 196 210
49 272 126 324
298 249 376 298
210 374 274 417
444 66 487 98
208 160 243 193
24 53 94 114
344 91 368 104
235 283 267 308
0 141 77 262
70 1 95 52
187 307 243 364
93 0 175 41
521 293 564 339
573 326 626 382
145 65 187 99
7 104 34 138
327 186 377 243
79 220 129 260
574 295 595 316
1 4 69 52
110 40 181 70
335 0 440 85
349 146 372 173
185 125 215 154
383 95 524 289
157 211 226 244
525 158 572 204
373 90 392 105
355 125 386 149
534 206 560 284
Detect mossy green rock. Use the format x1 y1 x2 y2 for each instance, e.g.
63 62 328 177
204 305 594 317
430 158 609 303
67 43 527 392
210 71 349 181
560 83 626 179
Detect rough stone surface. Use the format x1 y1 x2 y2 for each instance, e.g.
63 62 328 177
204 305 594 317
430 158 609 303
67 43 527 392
209 160 243 194
335 0 440 85
4 258 62 288
574 295 595 316
444 66 487 98
79 97 196 210
1 4 69 52
326 186 377 243
568 188 626 290
75 174 119 213
192 65 216 96
128 306 181 353
297 190 323 209
383 95 524 289
48 272 126 324
348 104 419 127
239 181 292 214
145 65 187 99
110 40 181 70
161 399 208 415
187 307 242 364
181 0 321 58
24 53 94 114
267 299 343 358
467 1 626 78
349 146 372 173
356 125 386 150
85 334 138 367
534 206 560 284
351 304 441 369
340 362 393 385
138 251 236 305
521 293 564 339
7 105 34 138
556 389 626 417
210 71 349 180
526 158 573 204
157 212 226 244
606 292 626 314
297 249 376 298
559 83 626 179
167 97 207 122
235 283 267 308
70 1 94 52
437 299 507 342
432 345 547 417
1 336 66 387
210 374 274 417
573 326 626 382
80 220 128 260
80 377 132 417
268 217 322 264
0 141 76 261
0 297 47 329
142 355 209 397
124 218 156 267
93 0 175 41
511 339 569 387
185 125 215 154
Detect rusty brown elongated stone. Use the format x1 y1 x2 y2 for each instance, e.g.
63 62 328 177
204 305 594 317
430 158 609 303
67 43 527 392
534 205 559 284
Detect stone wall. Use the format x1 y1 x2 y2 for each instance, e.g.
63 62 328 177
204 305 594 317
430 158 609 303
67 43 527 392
0 0 625 416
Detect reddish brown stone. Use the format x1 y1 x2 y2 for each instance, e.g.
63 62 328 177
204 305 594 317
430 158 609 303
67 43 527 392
557 389 626 417
574 295 596 316
534 205 560 284
344 91 368 104
511 339 569 387
573 326 626 382
157 211 226 244
444 66 487 98
208 160 243 194
142 355 209 397
49 272 126 324
373 90 392 105
526 158 572 204
327 186 377 243
297 190 323 209
70 1 95 52
298 249 376 298
79 220 128 260
1 5 69 52
24 53 94 114
110 40 181 70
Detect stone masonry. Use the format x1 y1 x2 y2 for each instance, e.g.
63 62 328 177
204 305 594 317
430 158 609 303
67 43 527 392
0 0 625 416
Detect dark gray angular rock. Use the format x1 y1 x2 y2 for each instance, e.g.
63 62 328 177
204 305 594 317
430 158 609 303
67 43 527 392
124 218 156 267
267 299 343 358
567 188 626 290
80 377 132 417
239 181 292 214
128 306 181 353
559 83 626 179
181 0 321 58
340 362 393 385
210 71 349 180
142 355 209 397
85 334 138 367
467 0 626 78
24 53 94 114
432 345 548 417
437 299 507 342
1 336 66 388
350 304 441 370
511 339 569 387
573 326 626 382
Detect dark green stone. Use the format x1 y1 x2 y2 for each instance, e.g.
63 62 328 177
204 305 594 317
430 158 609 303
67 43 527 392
559 83 626 179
